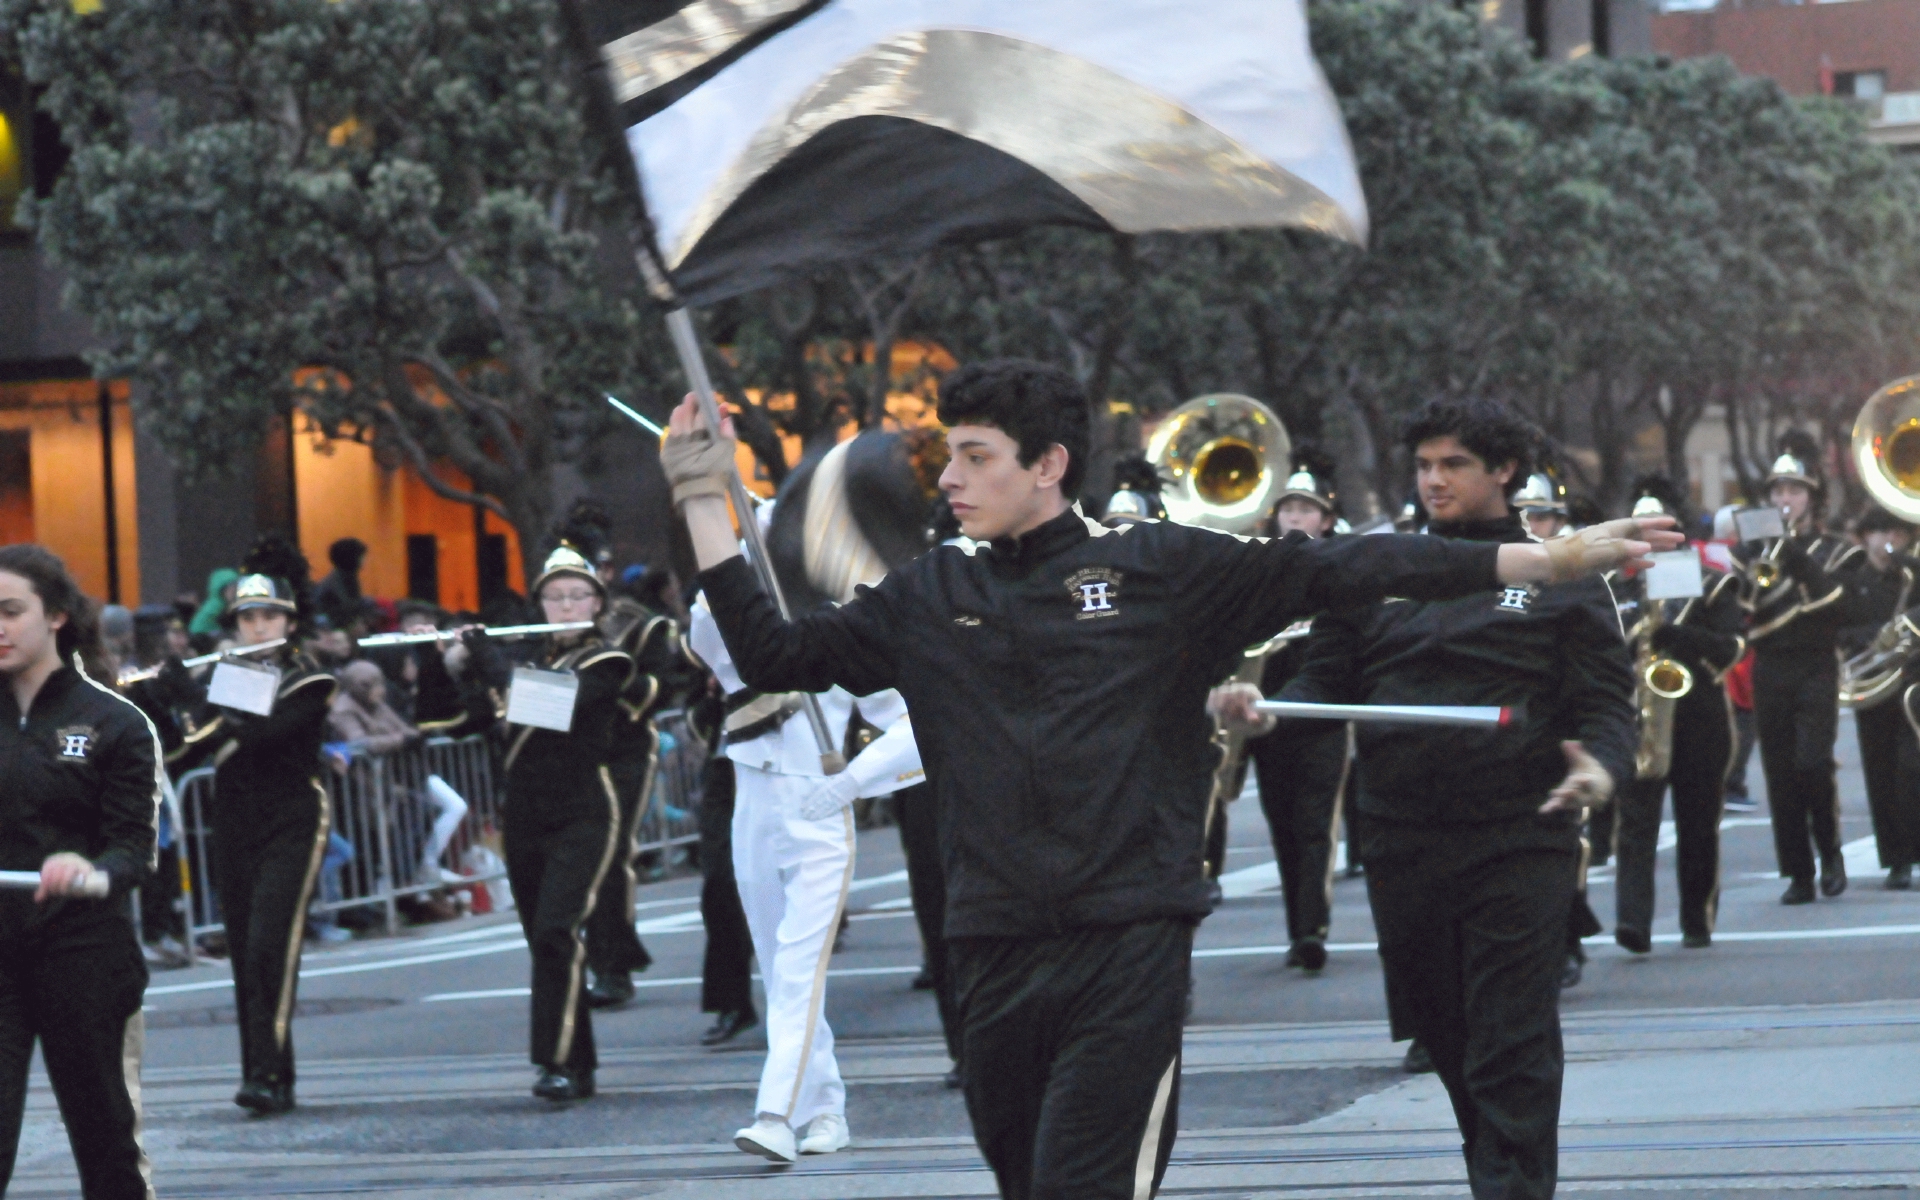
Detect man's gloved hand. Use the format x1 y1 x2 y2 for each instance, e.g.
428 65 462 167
797 771 862 822
660 424 736 507
1541 518 1678 583
1540 740 1614 813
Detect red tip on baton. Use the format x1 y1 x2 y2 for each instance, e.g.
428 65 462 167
1499 707 1518 726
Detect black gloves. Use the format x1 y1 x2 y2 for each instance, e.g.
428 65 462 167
461 627 512 691
1650 622 1720 661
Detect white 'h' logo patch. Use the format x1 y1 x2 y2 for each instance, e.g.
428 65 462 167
1078 582 1113 613
60 734 90 759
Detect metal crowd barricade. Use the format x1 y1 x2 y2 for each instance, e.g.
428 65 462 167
634 708 703 862
172 720 707 954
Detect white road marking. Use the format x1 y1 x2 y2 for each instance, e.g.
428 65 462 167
420 965 920 1003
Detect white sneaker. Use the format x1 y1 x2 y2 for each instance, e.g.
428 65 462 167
734 1117 796 1163
799 1113 850 1155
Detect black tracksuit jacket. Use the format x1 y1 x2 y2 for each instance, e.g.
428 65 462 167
1277 515 1637 821
0 665 161 942
700 507 1503 939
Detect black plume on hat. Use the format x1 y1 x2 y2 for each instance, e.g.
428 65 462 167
1777 429 1820 464
1111 454 1163 498
1630 473 1688 524
241 532 314 624
556 498 614 564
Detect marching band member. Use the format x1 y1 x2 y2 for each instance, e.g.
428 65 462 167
460 547 634 1102
1225 455 1350 972
666 361 1677 1200
1840 508 1920 889
1613 478 1746 952
0 545 161 1200
689 432 929 1164
1220 398 1638 1200
171 559 336 1117
1734 433 1864 903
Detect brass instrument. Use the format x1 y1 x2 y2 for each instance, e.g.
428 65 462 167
1839 375 1920 707
117 638 287 685
1632 599 1694 780
1153 394 1295 868
1147 394 1291 534
1748 537 1786 590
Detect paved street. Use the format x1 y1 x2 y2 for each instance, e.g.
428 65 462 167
15 712 1920 1198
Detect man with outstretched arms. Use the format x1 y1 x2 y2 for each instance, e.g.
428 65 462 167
663 360 1678 1200
1215 398 1637 1200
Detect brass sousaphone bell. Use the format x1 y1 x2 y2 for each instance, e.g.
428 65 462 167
1146 394 1291 535
1840 374 1920 709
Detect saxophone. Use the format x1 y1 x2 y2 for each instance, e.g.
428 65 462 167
1632 596 1695 780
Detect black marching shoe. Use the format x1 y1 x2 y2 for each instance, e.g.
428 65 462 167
1820 852 1848 898
1682 931 1712 949
533 1067 595 1102
1559 952 1584 990
910 964 936 991
234 1079 294 1116
944 1065 965 1090
1615 927 1652 955
1286 939 1328 972
587 972 636 1010
701 1008 758 1047
1781 878 1816 905
1402 1041 1434 1074
1889 864 1914 891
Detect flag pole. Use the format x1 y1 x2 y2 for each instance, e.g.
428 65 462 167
659 303 846 774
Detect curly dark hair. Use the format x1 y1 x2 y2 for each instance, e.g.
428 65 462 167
1399 398 1537 497
0 544 108 681
936 359 1090 500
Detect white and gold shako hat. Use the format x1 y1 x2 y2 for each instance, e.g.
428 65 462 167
1766 450 1819 489
1277 467 1335 512
1513 470 1568 515
531 544 605 600
226 574 297 616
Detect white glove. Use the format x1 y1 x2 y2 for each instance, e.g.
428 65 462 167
797 771 862 821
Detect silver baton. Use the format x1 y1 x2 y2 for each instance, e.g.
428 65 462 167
0 869 111 896
1253 701 1514 727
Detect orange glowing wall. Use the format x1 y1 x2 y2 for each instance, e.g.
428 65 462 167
0 379 139 603
290 417 523 614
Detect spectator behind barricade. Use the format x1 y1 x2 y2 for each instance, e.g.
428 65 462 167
313 538 368 630
309 618 358 672
372 600 465 726
99 605 134 677
327 661 471 888
188 568 239 650
330 661 421 754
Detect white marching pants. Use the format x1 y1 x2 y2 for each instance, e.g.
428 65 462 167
731 769 855 1128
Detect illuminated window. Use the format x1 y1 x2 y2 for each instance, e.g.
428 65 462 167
0 111 22 229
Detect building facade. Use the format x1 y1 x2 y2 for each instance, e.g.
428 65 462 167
1652 0 1920 149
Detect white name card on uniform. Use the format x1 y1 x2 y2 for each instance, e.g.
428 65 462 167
1644 551 1705 601
507 667 579 733
208 659 281 716
1735 507 1784 543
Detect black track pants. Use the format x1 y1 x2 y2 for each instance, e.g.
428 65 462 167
1364 813 1578 1200
1859 700 1920 869
1616 692 1732 941
951 919 1189 1200
0 921 152 1200
213 788 329 1088
1250 726 1348 944
505 795 620 1072
698 758 754 1017
895 783 959 1061
1752 650 1841 882
586 745 657 980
